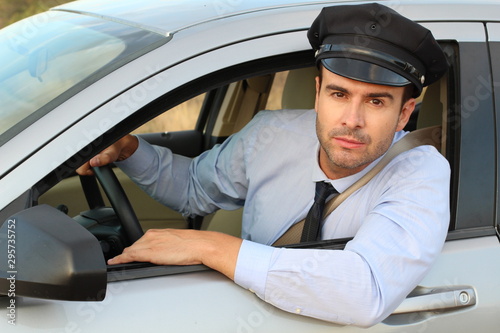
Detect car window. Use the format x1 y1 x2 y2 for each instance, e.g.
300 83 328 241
130 69 288 137
132 93 206 134
265 71 289 110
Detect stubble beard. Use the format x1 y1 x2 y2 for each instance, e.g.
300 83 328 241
316 120 396 171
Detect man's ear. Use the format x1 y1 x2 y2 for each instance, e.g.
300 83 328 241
396 98 416 131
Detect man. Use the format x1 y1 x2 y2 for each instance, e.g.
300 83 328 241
77 3 450 327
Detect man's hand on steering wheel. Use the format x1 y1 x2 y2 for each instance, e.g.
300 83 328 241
76 134 143 244
76 134 139 176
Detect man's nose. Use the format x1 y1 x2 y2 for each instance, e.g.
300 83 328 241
341 102 365 129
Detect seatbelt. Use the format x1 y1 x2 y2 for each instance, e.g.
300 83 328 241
272 126 442 246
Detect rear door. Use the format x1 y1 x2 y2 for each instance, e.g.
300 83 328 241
386 21 500 332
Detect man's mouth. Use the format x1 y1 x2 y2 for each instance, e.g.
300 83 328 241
333 136 366 149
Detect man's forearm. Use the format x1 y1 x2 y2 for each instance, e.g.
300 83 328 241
196 231 243 280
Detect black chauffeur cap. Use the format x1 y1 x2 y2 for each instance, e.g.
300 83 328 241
308 3 448 97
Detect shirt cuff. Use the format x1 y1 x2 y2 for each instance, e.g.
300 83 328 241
115 136 157 179
234 240 275 297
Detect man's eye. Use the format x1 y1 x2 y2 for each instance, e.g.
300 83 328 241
370 99 383 106
332 92 345 98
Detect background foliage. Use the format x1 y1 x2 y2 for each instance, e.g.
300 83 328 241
0 0 73 28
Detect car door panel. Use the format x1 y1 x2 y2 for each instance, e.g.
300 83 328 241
3 237 495 333
383 236 500 331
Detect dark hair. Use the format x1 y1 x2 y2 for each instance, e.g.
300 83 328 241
402 84 415 105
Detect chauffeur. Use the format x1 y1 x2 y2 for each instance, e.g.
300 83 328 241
77 3 450 327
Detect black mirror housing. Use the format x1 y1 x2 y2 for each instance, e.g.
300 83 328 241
0 205 106 301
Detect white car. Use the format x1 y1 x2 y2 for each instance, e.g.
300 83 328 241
1 0 500 332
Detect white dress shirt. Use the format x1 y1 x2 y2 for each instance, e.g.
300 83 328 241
117 108 450 327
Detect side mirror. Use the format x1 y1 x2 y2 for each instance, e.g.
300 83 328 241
0 204 106 301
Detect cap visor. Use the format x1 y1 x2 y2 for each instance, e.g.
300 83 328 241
321 58 411 87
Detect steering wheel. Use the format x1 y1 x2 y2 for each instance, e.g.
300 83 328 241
93 165 144 244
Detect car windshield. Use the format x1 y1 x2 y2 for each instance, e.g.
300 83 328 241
0 10 169 146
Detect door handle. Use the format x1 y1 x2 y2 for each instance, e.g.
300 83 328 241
392 285 476 314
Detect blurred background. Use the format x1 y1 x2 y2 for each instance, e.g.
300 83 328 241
0 0 73 28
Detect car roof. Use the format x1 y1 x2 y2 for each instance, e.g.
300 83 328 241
52 0 500 37
51 0 345 36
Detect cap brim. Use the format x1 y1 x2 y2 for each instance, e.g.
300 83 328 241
321 58 411 87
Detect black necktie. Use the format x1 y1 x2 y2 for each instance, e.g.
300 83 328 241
300 182 338 242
